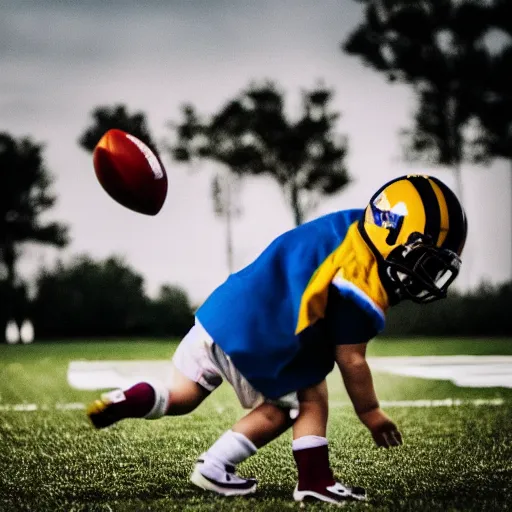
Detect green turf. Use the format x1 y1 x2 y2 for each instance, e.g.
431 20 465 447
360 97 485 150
1 338 511 511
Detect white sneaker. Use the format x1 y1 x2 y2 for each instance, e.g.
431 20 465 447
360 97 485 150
293 481 367 505
190 458 257 496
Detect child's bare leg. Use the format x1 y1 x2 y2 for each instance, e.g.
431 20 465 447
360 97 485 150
292 379 332 489
87 365 210 429
191 400 295 495
293 379 329 439
165 365 211 415
195 383 326 489
232 401 294 447
292 379 366 503
87 321 225 429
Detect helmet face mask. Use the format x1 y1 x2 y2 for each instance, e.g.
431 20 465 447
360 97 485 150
384 232 461 304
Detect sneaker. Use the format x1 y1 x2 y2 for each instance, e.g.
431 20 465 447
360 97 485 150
190 459 257 496
293 481 367 505
86 389 126 429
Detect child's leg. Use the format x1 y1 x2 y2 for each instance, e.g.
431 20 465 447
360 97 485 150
291 380 366 503
191 401 295 496
87 365 210 428
292 380 333 490
293 379 329 439
232 401 294 447
87 322 222 429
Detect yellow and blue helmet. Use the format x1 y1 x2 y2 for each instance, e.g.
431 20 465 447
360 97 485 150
359 175 467 304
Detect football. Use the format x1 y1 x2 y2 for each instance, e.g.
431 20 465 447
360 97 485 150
93 129 168 215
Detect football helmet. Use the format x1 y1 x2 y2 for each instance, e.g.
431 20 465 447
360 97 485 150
359 175 467 304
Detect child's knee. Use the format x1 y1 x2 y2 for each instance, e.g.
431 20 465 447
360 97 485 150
155 368 211 417
258 402 296 431
166 382 209 415
298 380 328 406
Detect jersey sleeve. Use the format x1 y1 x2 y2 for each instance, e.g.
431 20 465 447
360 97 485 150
325 285 379 345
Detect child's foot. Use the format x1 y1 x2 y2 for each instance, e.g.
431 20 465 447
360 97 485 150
87 390 128 429
190 458 257 496
293 481 366 505
87 383 159 429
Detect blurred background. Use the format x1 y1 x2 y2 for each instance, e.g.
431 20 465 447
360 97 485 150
1 0 511 341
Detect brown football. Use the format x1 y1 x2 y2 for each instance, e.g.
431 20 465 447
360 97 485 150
93 129 168 215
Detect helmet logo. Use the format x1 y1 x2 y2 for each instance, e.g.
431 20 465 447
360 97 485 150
371 193 408 245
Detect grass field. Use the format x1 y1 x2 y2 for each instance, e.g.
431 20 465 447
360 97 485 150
1 338 512 511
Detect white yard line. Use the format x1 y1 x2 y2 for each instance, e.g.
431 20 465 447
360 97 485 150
330 398 505 408
67 356 512 391
0 398 505 412
367 355 512 389
0 403 86 412
3 357 510 414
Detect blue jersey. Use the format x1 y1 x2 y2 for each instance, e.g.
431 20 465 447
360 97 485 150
196 209 388 399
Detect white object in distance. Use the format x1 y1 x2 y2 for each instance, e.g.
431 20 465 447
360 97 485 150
5 320 20 344
20 319 35 344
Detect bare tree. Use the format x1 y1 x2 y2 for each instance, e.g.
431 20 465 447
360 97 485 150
168 81 350 227
343 0 495 203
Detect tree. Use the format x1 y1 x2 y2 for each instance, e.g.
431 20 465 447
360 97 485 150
78 104 157 154
32 255 148 338
32 255 195 338
477 47 512 161
473 6 512 277
168 81 350 227
474 0 512 161
384 281 512 337
0 132 68 293
149 284 195 337
343 0 496 202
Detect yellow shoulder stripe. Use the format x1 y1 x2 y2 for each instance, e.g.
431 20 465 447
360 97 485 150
295 222 389 334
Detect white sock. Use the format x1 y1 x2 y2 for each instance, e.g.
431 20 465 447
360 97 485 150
201 430 257 474
292 435 328 451
144 380 171 420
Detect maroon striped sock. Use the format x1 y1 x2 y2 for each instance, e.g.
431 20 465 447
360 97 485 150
293 444 336 491
109 382 156 419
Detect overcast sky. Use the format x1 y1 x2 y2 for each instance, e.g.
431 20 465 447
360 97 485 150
2 0 511 304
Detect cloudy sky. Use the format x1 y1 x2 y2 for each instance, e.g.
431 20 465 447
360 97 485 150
2 0 511 304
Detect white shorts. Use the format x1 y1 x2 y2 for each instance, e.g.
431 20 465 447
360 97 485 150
172 320 298 414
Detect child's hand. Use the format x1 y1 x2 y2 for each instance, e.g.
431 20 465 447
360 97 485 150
358 408 403 448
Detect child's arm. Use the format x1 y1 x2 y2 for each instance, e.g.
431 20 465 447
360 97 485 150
335 343 402 448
